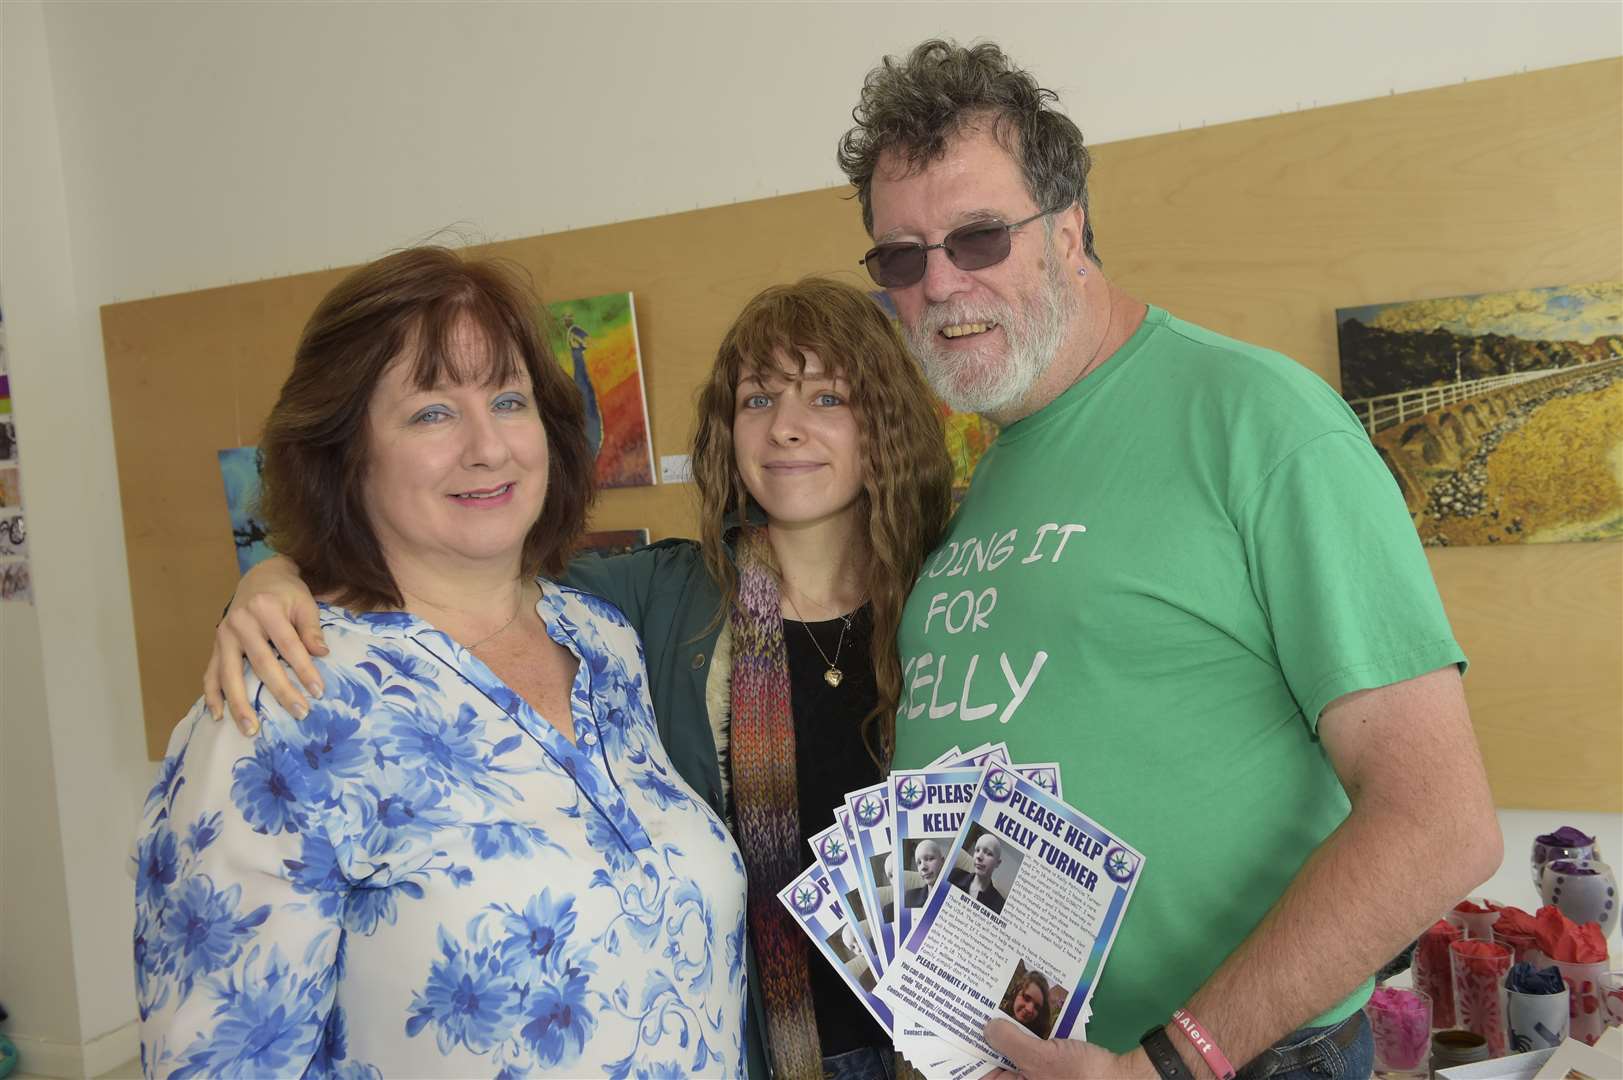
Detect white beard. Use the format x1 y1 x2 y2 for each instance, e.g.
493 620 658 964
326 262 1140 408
904 253 1078 417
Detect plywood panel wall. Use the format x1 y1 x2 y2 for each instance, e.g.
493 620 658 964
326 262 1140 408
105 59 1621 811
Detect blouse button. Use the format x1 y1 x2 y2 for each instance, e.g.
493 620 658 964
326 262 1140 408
690 652 706 671
578 722 598 747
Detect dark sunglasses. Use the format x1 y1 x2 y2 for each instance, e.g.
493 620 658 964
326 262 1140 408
859 207 1061 288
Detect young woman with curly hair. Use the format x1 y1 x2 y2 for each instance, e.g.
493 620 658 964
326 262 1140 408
202 275 954 1080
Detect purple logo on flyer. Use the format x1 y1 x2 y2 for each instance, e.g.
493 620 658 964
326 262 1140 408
1104 845 1139 884
791 882 822 915
982 769 1013 802
818 834 849 866
855 794 885 826
896 777 927 810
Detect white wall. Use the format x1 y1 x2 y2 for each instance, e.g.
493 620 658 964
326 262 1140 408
1 2 1618 1073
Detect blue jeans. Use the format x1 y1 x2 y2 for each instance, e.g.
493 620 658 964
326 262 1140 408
1235 1010 1373 1080
823 1046 897 1080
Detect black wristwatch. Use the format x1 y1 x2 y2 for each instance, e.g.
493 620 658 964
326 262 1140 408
1141 1025 1196 1080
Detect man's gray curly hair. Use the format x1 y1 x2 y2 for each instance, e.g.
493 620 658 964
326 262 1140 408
837 39 1100 263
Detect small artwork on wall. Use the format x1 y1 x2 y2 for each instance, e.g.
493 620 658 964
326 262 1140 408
0 559 30 603
1337 280 1623 547
869 291 997 492
217 446 275 573
0 513 25 558
574 528 650 559
544 292 656 489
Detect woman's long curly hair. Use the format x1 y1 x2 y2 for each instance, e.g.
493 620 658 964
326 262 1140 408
691 277 953 767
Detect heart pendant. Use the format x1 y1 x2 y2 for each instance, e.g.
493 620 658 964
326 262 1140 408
824 668 844 687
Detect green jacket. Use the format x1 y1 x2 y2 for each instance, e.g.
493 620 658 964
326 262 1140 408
562 533 776 1080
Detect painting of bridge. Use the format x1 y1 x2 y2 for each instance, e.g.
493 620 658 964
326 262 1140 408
1337 280 1623 546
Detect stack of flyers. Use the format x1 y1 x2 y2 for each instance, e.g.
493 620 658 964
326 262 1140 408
778 745 1144 1078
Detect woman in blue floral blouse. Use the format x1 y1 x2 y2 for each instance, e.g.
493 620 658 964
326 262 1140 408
134 247 748 1079
202 277 956 1080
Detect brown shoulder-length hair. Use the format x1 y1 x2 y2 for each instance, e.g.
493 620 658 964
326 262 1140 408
257 245 593 611
691 277 953 766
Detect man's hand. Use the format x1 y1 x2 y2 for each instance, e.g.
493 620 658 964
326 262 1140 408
983 1018 1159 1079
203 554 326 733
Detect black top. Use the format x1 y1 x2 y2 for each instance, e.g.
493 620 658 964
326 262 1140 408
783 605 889 1058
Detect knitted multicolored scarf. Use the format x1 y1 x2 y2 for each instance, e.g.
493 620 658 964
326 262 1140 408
729 527 823 1078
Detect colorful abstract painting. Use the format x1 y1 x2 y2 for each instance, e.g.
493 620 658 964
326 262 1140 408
544 292 655 488
217 446 275 573
573 528 650 558
1336 280 1623 546
869 291 998 492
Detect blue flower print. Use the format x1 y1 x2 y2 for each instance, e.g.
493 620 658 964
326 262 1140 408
491 889 578 978
159 876 270 993
584 809 637 875
351 610 417 632
387 701 489 790
662 878 715 994
470 821 561 862
133 908 172 1022
309 1002 382 1079
352 765 457 854
136 825 179 908
145 743 188 815
725 918 746 990
183 812 223 857
291 684 374 799
344 871 428 936
138 591 746 1078
568 587 632 628
405 929 517 1055
169 947 326 1079
517 964 597 1067
632 770 690 811
284 832 348 917
360 642 440 690
310 999 349 1074
232 741 322 835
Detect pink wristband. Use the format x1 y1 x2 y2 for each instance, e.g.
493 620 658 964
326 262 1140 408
1170 1009 1237 1080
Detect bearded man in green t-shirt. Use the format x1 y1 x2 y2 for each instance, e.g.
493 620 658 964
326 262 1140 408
841 40 1502 1080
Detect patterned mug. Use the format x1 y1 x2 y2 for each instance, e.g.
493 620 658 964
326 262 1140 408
1539 859 1619 939
1505 985 1568 1053
1550 959 1623 1046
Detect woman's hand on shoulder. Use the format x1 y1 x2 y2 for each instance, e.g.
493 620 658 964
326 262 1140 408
204 554 327 734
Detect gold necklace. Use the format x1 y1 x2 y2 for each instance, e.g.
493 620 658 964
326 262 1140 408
784 592 853 687
465 587 526 651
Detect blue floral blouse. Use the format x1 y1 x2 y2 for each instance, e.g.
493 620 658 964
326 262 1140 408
134 581 749 1079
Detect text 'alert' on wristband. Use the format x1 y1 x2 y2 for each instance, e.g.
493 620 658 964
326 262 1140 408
1170 1008 1237 1080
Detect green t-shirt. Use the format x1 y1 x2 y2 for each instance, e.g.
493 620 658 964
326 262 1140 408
894 306 1464 1050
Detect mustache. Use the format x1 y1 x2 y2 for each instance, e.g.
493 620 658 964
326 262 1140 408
909 300 1016 337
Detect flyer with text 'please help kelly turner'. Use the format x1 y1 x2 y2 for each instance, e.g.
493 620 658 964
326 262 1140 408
781 752 1143 1080
879 763 1144 1075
